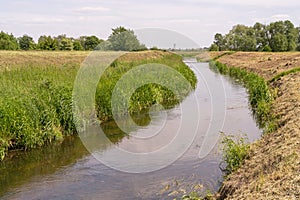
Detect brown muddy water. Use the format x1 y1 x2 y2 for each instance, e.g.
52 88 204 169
0 60 262 200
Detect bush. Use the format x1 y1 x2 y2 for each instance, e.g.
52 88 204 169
221 134 250 175
262 45 272 52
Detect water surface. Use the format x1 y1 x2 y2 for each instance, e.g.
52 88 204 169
0 61 262 199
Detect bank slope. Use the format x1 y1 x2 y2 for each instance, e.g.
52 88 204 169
214 52 300 200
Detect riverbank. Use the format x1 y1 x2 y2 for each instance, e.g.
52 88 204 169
0 50 196 161
212 52 300 199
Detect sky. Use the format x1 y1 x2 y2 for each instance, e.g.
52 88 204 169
0 0 300 47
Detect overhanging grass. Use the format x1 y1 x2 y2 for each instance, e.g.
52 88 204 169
209 61 277 133
0 51 197 160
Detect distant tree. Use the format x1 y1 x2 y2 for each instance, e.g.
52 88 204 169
108 26 145 51
38 35 58 50
270 33 288 52
209 43 219 51
59 38 73 51
297 27 300 51
269 20 298 51
210 20 299 52
18 35 36 50
95 40 112 50
226 25 256 51
284 20 298 51
80 36 103 50
253 22 269 51
73 40 84 51
0 31 19 50
213 33 224 51
150 46 159 50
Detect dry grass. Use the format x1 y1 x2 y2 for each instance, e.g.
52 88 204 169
216 51 300 80
0 51 89 70
214 52 300 200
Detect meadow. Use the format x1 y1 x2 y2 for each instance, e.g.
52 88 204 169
0 50 196 160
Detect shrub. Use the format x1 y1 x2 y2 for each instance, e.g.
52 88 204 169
221 134 250 175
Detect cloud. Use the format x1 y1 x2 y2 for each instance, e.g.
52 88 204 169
75 6 110 12
271 14 291 20
185 0 300 7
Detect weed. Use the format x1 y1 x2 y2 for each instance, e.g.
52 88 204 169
221 134 250 175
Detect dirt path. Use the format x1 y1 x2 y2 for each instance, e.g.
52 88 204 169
213 52 300 200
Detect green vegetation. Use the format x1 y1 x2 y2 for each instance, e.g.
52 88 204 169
211 51 236 60
105 26 147 51
210 61 277 133
0 51 196 160
0 31 19 50
0 26 145 51
182 190 214 200
210 20 300 52
96 52 197 120
221 134 250 175
268 67 300 83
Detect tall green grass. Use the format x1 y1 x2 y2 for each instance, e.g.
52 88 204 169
95 53 197 121
0 65 77 160
0 51 197 160
210 61 277 133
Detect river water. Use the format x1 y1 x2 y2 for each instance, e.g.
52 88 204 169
0 60 262 199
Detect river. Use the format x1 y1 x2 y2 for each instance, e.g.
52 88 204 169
0 60 262 199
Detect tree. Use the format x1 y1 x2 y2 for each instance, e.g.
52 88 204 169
80 36 103 50
59 38 73 51
213 33 224 51
0 31 19 50
107 26 145 51
268 20 298 51
209 43 219 51
95 40 112 50
38 35 58 50
210 20 299 52
297 27 300 51
270 33 288 52
18 35 36 50
253 22 269 51
226 25 256 51
73 40 84 51
284 20 298 51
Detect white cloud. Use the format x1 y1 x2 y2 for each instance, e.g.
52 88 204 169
188 0 300 7
271 14 291 20
76 6 110 12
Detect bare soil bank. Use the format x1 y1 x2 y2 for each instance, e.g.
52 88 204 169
213 52 300 199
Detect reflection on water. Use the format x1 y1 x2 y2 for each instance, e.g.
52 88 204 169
0 62 262 200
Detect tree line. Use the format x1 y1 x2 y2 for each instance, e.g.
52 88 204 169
0 26 146 51
210 20 300 52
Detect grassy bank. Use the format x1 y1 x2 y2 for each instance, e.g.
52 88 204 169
0 50 196 160
209 61 276 133
211 52 300 200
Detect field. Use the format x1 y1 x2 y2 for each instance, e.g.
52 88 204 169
210 52 300 200
0 50 197 160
